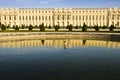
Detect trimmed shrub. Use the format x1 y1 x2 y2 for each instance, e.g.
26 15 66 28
82 23 87 32
39 23 45 31
109 24 114 32
68 24 73 31
1 24 6 30
15 25 19 30
94 25 99 31
54 25 59 31
28 24 33 30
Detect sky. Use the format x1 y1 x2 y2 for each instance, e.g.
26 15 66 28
0 0 120 8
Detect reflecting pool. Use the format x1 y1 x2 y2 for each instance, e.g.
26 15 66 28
0 37 120 80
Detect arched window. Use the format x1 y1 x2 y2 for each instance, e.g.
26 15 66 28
112 15 114 20
79 15 81 20
96 15 98 20
58 15 59 20
103 15 105 20
89 15 91 20
73 16 74 20
93 16 94 20
14 16 16 20
86 15 88 20
76 15 78 20
62 15 64 20
45 16 47 20
117 15 119 20
42 16 44 20
99 15 101 20
83 16 84 20
49 16 51 20
36 16 37 20
26 16 28 20
23 16 24 20
4 16 6 20
19 16 21 20
67 15 69 20
32 16 34 20
29 16 31 20
39 16 41 20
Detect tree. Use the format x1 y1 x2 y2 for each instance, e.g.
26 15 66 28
54 25 59 31
66 25 69 29
34 25 38 28
39 23 45 31
68 24 73 31
103 25 107 29
82 23 87 32
0 22 1 26
13 25 16 29
21 24 25 29
7 24 10 29
28 24 33 31
94 25 99 32
75 25 78 29
48 25 51 29
109 24 114 32
15 25 19 30
1 24 6 31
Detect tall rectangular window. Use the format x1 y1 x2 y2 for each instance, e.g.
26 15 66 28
14 16 16 20
4 16 6 20
19 16 21 20
29 16 31 20
79 15 81 20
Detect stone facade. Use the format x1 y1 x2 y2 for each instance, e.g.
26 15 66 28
0 7 120 27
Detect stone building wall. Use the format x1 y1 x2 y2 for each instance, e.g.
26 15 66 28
0 7 120 27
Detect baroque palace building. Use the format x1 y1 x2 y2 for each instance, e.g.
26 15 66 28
0 7 120 27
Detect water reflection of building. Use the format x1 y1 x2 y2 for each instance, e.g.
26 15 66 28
0 39 120 48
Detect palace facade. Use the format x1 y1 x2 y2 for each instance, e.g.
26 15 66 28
0 7 120 27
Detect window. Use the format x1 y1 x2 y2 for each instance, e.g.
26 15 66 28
52 16 54 20
36 16 37 20
26 16 28 20
63 15 64 20
89 15 91 20
73 16 74 20
19 16 21 20
23 16 24 20
86 15 88 20
79 15 81 20
46 16 47 20
42 16 44 20
96 15 98 20
4 16 6 20
29 16 31 20
112 15 114 20
93 16 94 20
58 15 59 20
76 15 78 20
118 15 119 20
99 15 101 20
67 15 69 20
14 16 16 20
83 16 84 20
103 15 105 20
39 16 41 20
49 16 51 20
32 16 34 20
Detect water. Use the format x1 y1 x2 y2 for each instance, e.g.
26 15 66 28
0 38 120 80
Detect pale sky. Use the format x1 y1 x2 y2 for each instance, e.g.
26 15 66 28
0 0 120 8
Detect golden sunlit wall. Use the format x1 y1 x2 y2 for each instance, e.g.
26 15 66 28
0 8 120 27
